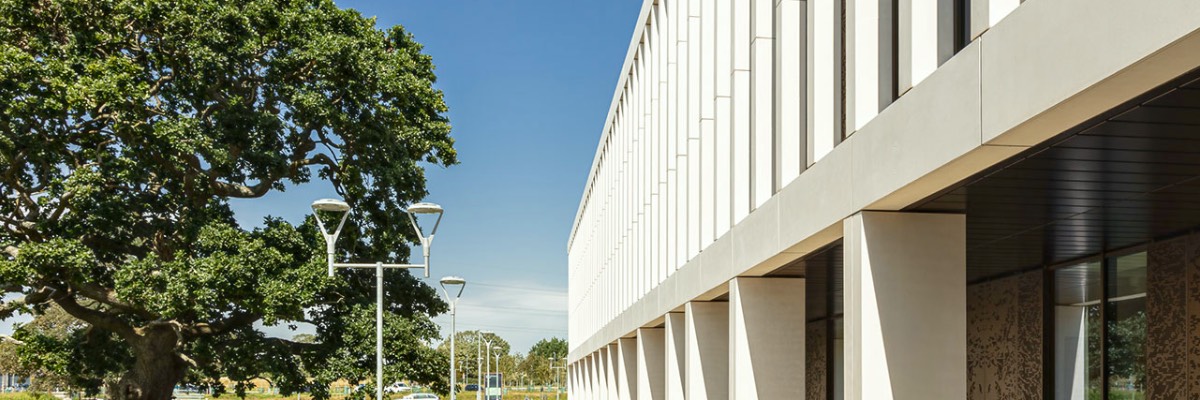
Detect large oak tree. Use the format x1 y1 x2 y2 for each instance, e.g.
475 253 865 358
0 0 457 399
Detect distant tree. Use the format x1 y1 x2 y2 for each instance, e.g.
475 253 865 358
0 341 19 375
521 337 566 386
527 338 567 360
0 0 457 399
291 334 317 344
5 305 86 393
437 331 511 383
515 354 548 386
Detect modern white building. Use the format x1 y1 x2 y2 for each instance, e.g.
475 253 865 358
567 0 1200 399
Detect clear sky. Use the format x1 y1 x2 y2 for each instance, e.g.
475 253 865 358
237 0 645 354
0 1 643 357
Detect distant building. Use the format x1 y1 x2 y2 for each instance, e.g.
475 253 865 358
0 374 31 390
567 0 1200 399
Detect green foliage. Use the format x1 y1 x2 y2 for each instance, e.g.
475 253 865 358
0 0 457 397
4 305 102 393
527 338 567 360
514 338 566 386
437 330 511 383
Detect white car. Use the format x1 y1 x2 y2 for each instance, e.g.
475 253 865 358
384 383 412 394
400 394 438 400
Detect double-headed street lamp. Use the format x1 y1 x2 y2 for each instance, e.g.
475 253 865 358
550 358 566 400
439 276 466 400
482 337 499 400
492 346 502 396
312 199 445 400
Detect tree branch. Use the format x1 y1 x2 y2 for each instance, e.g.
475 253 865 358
185 311 261 338
0 287 54 319
211 155 337 199
73 281 156 320
53 292 136 340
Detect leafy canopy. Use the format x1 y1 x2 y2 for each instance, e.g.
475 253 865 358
0 0 456 397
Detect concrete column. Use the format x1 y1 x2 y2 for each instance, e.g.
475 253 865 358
665 312 687 400
686 0 702 260
729 277 806 399
682 0 698 263
637 328 666 400
590 353 601 400
572 363 580 400
656 0 669 286
731 0 752 224
846 0 894 132
575 359 583 400
749 0 774 207
598 349 611 400
666 0 680 274
700 0 717 246
580 357 588 400
806 0 837 165
607 343 620 400
775 0 805 188
685 301 729 400
843 212 966 400
714 0 732 237
579 358 588 400
898 0 956 92
619 338 639 400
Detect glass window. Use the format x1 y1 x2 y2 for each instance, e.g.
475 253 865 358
1106 252 1146 398
1053 252 1148 400
1054 261 1103 399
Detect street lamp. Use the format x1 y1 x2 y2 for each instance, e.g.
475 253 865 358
483 337 496 400
492 347 502 396
440 276 466 400
550 358 566 400
476 331 492 400
312 199 445 400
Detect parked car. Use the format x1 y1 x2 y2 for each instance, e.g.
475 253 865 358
384 382 412 394
464 384 479 391
400 393 438 400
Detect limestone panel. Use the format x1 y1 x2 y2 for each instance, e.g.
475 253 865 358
965 270 1042 400
806 321 827 400
1147 235 1187 398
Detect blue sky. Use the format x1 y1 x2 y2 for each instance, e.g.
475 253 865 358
235 0 644 353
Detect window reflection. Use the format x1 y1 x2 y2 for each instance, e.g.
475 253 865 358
1106 252 1146 399
1054 261 1102 399
1053 252 1147 400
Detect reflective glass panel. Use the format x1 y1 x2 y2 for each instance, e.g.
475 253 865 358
1106 252 1146 398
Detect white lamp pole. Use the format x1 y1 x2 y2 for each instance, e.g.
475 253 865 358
550 358 565 400
439 277 466 400
470 329 484 398
312 199 445 400
492 348 502 396
484 344 491 399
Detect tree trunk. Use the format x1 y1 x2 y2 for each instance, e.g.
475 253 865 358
108 326 188 400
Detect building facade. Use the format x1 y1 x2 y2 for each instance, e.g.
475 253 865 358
567 0 1200 399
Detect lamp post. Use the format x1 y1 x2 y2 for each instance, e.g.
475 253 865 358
312 199 445 400
493 346 502 396
476 330 492 400
439 277 466 400
482 338 495 400
550 358 566 400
